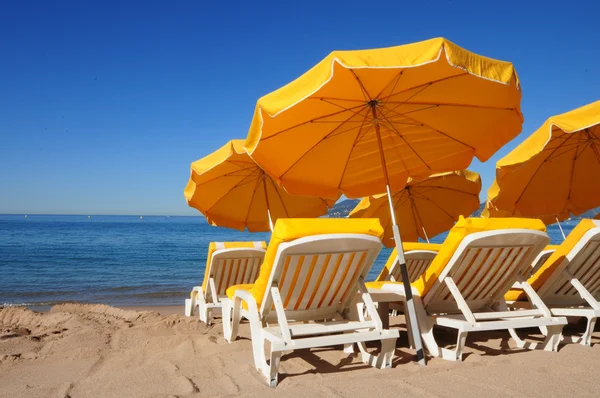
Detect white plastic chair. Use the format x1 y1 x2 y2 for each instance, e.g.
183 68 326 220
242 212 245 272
185 242 265 324
221 233 399 387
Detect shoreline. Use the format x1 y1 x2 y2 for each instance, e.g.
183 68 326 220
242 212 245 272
7 304 186 316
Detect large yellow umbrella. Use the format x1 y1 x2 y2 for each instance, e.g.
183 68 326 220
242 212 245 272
350 170 481 245
184 140 336 232
244 37 522 364
485 101 600 226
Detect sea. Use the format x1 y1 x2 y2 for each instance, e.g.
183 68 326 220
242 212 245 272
0 214 576 308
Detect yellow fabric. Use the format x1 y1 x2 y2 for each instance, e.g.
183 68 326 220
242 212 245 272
505 219 599 301
244 37 522 199
368 216 546 296
486 101 600 224
225 218 384 306
350 170 481 246
184 140 336 232
199 241 267 294
375 242 443 281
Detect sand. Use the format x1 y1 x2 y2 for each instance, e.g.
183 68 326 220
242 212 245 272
1 304 599 398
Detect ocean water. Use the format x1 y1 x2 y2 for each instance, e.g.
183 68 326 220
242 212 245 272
0 214 575 307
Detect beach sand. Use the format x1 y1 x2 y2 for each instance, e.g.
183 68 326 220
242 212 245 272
1 304 599 397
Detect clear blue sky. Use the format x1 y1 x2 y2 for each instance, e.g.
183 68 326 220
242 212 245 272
1 0 598 215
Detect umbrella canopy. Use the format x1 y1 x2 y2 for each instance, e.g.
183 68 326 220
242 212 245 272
245 37 522 199
184 140 336 232
244 37 522 364
485 101 600 224
350 170 481 246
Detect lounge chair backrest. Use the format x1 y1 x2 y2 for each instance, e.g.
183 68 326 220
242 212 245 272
210 248 266 296
529 249 556 277
259 234 382 321
388 250 438 283
424 230 549 314
538 227 600 305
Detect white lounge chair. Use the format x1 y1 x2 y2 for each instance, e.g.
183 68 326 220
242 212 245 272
383 249 439 283
184 241 266 324
374 244 440 319
528 247 557 277
221 219 399 387
507 219 600 346
368 217 567 361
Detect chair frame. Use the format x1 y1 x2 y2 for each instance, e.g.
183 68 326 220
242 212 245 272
221 233 399 387
370 229 567 361
185 246 266 324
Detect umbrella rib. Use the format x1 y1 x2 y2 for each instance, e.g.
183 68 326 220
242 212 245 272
411 180 479 193
243 175 266 229
378 70 404 107
417 194 461 222
408 192 425 240
383 82 433 112
382 103 440 119
309 97 366 103
396 112 477 152
378 110 432 170
411 185 480 199
377 72 470 103
280 108 368 179
265 176 291 218
589 141 600 172
513 132 579 205
566 134 581 202
262 103 367 141
204 172 260 215
337 111 372 190
349 69 373 101
386 101 518 112
192 164 259 187
319 98 368 118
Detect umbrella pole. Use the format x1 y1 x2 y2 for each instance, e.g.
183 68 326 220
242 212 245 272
262 176 274 232
422 227 430 244
372 105 426 366
555 217 566 240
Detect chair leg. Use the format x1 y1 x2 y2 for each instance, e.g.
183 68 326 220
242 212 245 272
441 330 468 361
229 299 244 343
221 299 234 342
357 336 397 369
414 296 440 358
184 298 193 317
185 287 201 317
261 347 283 388
199 300 209 324
541 325 564 352
509 324 564 352
580 317 596 347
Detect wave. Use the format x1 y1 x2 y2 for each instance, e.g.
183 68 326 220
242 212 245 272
1 300 79 308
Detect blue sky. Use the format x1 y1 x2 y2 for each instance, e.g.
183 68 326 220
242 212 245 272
0 0 598 215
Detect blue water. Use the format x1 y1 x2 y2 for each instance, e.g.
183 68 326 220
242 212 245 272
0 214 575 307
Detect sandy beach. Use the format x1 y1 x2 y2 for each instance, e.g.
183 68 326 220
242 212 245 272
1 304 598 398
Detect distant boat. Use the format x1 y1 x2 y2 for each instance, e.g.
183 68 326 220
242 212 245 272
140 216 143 220
24 215 27 218
88 215 91 219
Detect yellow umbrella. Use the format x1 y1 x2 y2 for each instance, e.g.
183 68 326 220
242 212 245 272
350 170 481 245
184 140 336 232
485 101 600 226
244 37 522 364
